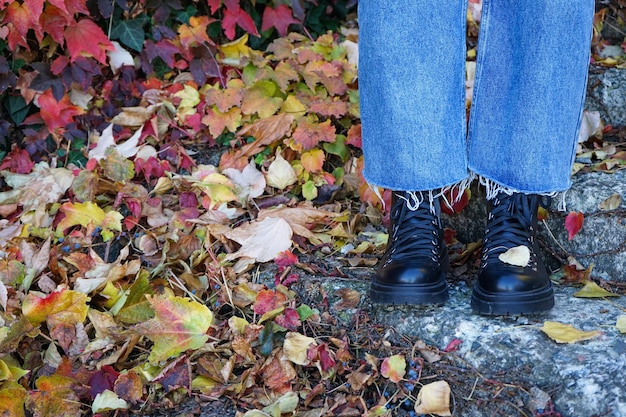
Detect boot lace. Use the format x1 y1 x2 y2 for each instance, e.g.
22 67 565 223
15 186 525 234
384 192 443 266
481 193 540 270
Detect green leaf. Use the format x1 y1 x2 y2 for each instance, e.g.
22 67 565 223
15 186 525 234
302 180 317 200
296 304 315 321
323 134 349 161
111 16 150 52
3 95 29 125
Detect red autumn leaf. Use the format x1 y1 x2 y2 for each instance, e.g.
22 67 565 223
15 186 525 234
292 118 336 150
4 0 42 49
275 308 301 331
443 338 462 353
261 5 299 37
208 0 222 14
308 342 336 372
64 18 114 64
253 289 287 316
275 250 298 268
88 365 120 399
222 6 259 40
565 211 584 240
440 187 471 216
36 89 84 132
64 0 90 15
178 16 215 50
40 4 71 45
0 145 35 174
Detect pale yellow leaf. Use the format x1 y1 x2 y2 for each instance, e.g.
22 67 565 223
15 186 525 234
107 41 134 74
540 321 602 344
283 332 317 365
498 245 530 267
573 281 620 298
616 315 626 333
223 217 293 263
265 152 297 190
92 389 129 412
414 380 452 416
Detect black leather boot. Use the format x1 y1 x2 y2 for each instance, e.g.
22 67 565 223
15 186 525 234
370 191 449 305
471 192 554 315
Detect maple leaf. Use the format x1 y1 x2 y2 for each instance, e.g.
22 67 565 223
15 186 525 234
275 308 301 330
222 5 259 40
4 0 43 49
203 81 244 112
64 19 114 64
27 374 82 417
292 118 336 150
40 3 71 45
0 145 34 174
380 354 406 383
22 288 89 330
56 201 123 241
253 289 288 316
222 217 293 263
301 148 325 173
262 5 300 37
565 211 584 241
178 15 215 50
202 106 243 137
133 295 214 363
36 89 84 133
0 381 28 417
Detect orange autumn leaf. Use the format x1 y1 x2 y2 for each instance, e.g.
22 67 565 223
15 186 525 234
202 106 242 137
301 148 325 173
37 90 84 133
28 374 82 417
253 289 287 316
380 354 406 383
178 15 216 50
64 19 114 64
292 118 336 150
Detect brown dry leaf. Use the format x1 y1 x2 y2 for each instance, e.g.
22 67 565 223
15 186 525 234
110 105 157 127
599 193 622 211
573 281 620 298
415 340 442 364
233 113 295 160
257 204 340 242
333 288 361 311
414 380 452 416
540 321 602 344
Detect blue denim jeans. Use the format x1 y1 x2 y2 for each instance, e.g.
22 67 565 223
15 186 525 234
359 0 594 196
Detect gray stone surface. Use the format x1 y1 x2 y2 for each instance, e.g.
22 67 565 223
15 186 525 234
585 67 626 128
444 170 626 282
307 277 626 417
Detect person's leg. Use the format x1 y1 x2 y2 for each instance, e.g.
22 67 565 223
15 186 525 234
467 0 594 314
359 0 469 305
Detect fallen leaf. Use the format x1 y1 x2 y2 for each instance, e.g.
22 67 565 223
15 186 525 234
222 217 293 263
573 281 620 298
0 281 6 310
616 315 626 334
333 288 361 311
265 152 297 189
565 212 584 241
222 159 266 202
92 389 129 412
540 321 602 344
598 193 621 211
256 203 340 243
0 163 73 212
498 245 530 267
133 295 214 363
283 332 317 365
108 41 134 74
56 201 123 241
414 380 452 416
380 354 405 383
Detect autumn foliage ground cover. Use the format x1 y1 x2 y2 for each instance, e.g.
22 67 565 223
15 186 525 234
0 1 626 416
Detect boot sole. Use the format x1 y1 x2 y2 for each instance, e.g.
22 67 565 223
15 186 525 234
470 282 555 315
369 277 449 305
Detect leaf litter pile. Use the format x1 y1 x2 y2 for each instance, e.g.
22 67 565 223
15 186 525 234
1 1 626 416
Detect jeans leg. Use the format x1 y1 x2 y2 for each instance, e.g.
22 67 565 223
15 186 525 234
358 0 468 192
467 0 594 195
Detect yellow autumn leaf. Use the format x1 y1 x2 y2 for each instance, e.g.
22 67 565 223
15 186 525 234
266 152 297 189
540 321 602 344
22 288 89 328
301 149 325 173
56 201 123 241
281 95 307 118
414 380 452 416
573 281 620 298
219 33 251 66
283 331 317 365
174 84 200 117
616 315 626 333
133 295 213 363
